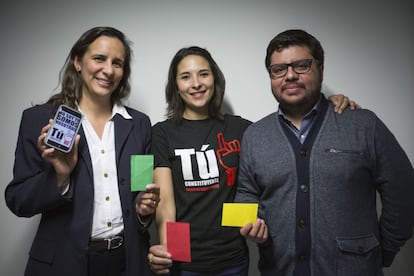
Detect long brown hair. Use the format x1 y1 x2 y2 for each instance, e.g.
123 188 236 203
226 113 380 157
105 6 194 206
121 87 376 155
165 46 226 123
47 26 133 108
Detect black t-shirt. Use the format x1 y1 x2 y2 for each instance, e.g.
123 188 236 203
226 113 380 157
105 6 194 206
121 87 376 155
152 115 252 272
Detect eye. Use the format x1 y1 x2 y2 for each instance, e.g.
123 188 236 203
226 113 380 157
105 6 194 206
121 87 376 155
113 60 124 68
179 74 190 80
93 55 105 62
200 71 211 78
295 61 310 70
292 59 312 71
272 66 286 74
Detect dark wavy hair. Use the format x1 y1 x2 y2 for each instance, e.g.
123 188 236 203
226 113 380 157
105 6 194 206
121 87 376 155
265 29 324 73
47 26 133 108
165 46 226 123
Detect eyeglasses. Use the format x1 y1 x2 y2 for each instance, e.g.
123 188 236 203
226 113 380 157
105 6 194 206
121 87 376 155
268 59 317 79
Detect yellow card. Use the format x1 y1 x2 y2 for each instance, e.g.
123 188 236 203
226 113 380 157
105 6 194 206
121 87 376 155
221 203 258 227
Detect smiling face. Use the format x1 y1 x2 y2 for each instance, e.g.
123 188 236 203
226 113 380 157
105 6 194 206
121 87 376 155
176 55 215 120
270 45 323 115
74 35 125 104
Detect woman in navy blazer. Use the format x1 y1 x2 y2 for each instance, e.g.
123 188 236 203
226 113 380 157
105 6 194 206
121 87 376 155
5 26 159 276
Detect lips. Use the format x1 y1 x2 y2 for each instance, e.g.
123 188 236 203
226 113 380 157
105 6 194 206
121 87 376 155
190 91 206 98
282 83 304 93
96 77 113 87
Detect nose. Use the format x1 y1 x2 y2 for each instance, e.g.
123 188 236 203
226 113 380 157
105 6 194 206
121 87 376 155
192 76 201 89
285 66 298 80
102 61 115 75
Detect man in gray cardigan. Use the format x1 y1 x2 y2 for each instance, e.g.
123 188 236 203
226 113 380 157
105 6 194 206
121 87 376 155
235 29 414 276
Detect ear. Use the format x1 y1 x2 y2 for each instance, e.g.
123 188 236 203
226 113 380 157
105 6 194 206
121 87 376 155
73 57 82 72
319 64 324 82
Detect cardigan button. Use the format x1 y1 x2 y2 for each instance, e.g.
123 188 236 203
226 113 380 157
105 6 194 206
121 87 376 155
300 184 308 193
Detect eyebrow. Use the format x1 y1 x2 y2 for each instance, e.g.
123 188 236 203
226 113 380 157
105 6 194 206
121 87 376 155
177 68 211 75
91 52 125 61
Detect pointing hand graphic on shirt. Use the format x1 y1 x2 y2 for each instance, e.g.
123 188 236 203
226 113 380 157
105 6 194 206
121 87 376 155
216 132 241 186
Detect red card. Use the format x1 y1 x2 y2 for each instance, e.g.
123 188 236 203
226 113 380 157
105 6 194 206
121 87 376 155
166 222 191 262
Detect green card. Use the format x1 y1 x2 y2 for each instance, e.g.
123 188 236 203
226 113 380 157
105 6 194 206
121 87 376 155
131 155 154 191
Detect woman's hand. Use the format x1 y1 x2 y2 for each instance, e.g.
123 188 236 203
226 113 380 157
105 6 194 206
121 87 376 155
37 119 80 192
135 183 161 217
328 94 361 114
147 244 173 274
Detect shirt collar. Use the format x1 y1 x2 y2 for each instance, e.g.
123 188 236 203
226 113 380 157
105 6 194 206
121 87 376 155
111 103 132 120
76 103 132 120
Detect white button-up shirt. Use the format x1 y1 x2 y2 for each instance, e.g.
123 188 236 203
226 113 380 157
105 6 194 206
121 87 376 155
80 104 132 239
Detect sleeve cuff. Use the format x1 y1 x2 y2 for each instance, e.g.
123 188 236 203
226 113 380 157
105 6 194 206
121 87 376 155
137 214 153 228
61 179 73 199
382 249 396 267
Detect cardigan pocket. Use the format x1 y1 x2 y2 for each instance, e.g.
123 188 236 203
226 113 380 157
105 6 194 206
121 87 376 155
335 234 383 276
325 148 364 157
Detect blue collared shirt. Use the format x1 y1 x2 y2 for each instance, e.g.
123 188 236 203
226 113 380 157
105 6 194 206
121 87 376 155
278 96 322 144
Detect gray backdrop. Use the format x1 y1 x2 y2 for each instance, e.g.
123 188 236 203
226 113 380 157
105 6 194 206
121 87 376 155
1 0 413 275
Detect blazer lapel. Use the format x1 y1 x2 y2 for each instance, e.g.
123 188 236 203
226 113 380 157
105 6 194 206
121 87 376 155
77 127 93 178
113 114 133 164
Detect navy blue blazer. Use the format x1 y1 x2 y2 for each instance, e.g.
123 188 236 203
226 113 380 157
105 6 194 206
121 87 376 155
5 103 154 276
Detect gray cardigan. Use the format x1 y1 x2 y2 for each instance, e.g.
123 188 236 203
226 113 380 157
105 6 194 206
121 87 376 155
235 99 414 276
